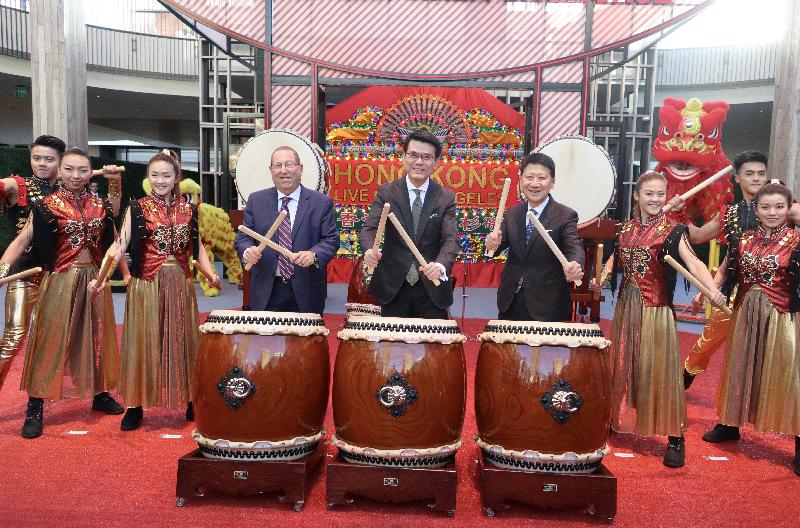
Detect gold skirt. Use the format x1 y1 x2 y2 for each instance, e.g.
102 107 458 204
717 286 800 435
119 261 199 409
610 283 686 437
20 264 119 400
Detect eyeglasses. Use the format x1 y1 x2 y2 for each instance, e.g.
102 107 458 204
270 161 300 170
405 152 435 162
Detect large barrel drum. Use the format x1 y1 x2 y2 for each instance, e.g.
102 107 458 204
344 255 381 318
192 310 330 461
476 321 611 473
333 316 467 467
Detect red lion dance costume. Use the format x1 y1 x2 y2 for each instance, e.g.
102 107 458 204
653 97 733 226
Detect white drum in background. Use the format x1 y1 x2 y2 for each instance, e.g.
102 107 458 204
233 129 328 203
534 135 616 225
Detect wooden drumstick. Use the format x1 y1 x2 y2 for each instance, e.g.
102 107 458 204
191 257 217 284
243 210 287 271
367 203 390 274
594 243 604 300
387 213 441 287
662 165 733 213
237 225 298 261
664 255 732 315
92 166 126 177
0 266 42 287
485 178 512 258
527 211 582 287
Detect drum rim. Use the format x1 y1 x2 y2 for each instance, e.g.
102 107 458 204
332 433 462 462
533 134 616 226
476 436 609 469
233 128 327 203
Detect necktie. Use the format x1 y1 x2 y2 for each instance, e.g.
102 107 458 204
277 196 294 279
517 209 538 292
406 189 423 285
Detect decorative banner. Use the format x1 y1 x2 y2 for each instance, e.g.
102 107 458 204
329 158 519 208
325 87 525 266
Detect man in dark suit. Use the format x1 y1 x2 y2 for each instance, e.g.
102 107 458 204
235 145 339 315
485 152 584 322
361 131 458 319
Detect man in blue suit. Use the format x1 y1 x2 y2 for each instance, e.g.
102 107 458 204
235 146 339 315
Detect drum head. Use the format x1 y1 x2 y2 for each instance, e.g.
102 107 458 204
234 129 327 203
534 135 616 225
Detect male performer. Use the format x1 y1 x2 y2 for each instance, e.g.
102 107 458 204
669 150 800 391
235 145 339 315
485 152 584 321
361 131 458 319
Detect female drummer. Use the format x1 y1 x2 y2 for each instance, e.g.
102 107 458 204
0 148 124 438
592 171 725 467
704 183 800 476
91 150 220 431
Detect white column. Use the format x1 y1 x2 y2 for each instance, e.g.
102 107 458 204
768 0 800 194
29 0 88 148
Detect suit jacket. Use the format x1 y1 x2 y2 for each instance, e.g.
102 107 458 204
495 197 584 321
234 185 339 314
360 178 459 310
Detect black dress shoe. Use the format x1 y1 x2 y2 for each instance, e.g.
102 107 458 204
21 397 44 439
702 423 740 443
793 436 800 477
185 401 194 422
91 392 124 415
120 407 143 431
664 436 685 468
683 369 696 390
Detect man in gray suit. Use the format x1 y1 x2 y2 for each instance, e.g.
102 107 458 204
235 146 339 315
485 152 584 322
361 131 459 319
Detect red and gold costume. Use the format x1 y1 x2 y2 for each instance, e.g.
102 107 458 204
610 212 687 437
0 175 56 390
20 188 119 400
119 194 200 410
716 225 800 435
684 199 759 375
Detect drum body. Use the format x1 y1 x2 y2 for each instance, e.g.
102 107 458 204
344 255 381 318
192 310 330 461
333 316 467 467
476 321 611 473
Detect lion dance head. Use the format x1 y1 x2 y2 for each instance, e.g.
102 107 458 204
653 97 733 224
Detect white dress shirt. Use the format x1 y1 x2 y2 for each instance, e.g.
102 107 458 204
277 186 302 224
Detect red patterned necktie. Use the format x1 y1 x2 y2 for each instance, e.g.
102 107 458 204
277 196 294 279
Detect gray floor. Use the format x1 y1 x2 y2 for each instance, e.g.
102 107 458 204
0 265 706 335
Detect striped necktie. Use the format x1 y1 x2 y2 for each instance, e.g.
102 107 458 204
277 196 294 279
517 209 537 292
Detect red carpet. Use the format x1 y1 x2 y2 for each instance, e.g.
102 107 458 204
0 314 797 527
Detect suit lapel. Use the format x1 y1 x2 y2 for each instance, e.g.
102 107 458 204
414 181 438 242
266 187 279 239
395 178 414 234
292 186 310 242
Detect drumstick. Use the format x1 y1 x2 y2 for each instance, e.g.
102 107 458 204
527 211 582 287
485 178 512 258
244 210 287 271
92 166 126 177
594 243 604 300
367 203 390 274
662 165 733 213
664 255 732 315
0 266 42 287
190 258 218 285
387 213 441 287
237 225 297 261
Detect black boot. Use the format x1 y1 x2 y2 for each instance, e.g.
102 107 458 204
702 423 740 443
21 397 44 439
793 436 800 477
185 401 194 422
91 392 124 415
683 369 696 390
120 407 143 431
664 435 685 468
